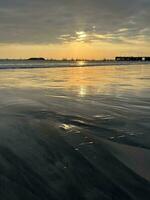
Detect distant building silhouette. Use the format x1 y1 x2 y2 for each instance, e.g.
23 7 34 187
145 57 150 61
28 58 45 61
115 57 150 62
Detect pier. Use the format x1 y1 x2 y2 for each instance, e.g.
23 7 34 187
115 57 150 62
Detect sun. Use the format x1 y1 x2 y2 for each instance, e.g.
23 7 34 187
76 31 87 41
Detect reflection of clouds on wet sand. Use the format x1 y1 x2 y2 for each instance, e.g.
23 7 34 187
0 65 150 98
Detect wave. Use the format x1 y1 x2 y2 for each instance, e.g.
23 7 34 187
0 60 150 69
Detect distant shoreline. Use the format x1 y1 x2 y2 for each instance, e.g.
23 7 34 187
0 56 150 62
0 58 150 62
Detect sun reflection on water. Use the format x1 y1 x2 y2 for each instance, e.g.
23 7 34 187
76 61 86 66
0 65 149 98
79 86 87 97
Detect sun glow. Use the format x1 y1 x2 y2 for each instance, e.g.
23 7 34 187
76 31 87 41
0 34 150 59
77 61 86 66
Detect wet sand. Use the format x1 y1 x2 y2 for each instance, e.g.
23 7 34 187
0 64 150 199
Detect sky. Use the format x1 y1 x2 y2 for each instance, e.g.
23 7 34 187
0 0 150 59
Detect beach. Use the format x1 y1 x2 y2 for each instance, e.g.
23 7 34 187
0 63 150 199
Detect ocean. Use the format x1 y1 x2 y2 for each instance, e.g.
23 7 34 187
0 61 150 199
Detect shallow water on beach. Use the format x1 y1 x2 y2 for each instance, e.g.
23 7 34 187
0 64 150 200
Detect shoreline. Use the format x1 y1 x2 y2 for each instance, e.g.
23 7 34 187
0 61 150 70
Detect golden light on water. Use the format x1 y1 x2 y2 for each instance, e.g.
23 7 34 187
79 86 87 97
77 61 86 66
0 65 149 98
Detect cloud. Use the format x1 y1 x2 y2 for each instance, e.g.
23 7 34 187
0 0 149 44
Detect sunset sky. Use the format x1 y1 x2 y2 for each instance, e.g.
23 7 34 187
0 0 150 59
